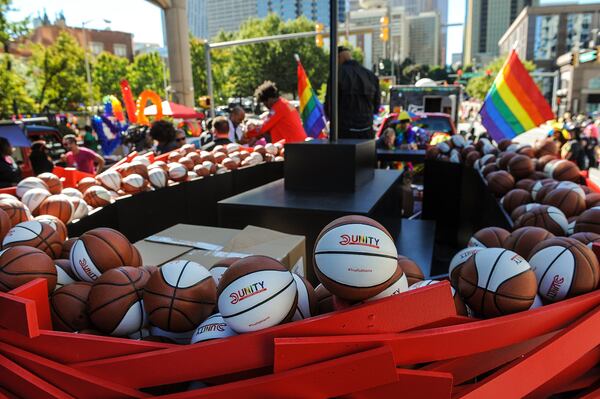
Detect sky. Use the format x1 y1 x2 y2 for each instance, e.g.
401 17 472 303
6 0 600 65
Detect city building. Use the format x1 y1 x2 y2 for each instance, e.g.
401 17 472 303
257 0 347 26
203 0 258 39
451 52 463 65
463 0 539 66
187 0 208 39
556 49 600 115
498 4 600 72
407 12 440 66
134 42 168 59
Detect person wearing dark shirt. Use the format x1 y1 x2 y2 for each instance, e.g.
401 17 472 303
212 116 232 146
376 128 396 150
29 140 54 175
325 46 380 139
175 129 187 148
0 137 21 188
150 120 178 155
562 127 587 170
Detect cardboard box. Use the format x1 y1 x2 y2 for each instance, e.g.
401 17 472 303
135 224 241 266
177 225 306 276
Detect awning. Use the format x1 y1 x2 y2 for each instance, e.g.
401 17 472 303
0 124 31 147
144 101 204 119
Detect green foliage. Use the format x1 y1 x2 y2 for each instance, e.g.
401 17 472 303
127 52 166 97
402 64 430 83
29 31 86 111
190 36 231 105
466 56 536 100
0 0 28 49
0 54 34 117
92 52 129 98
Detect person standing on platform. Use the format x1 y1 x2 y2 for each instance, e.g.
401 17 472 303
228 106 246 143
244 81 307 143
325 46 380 139
61 134 105 174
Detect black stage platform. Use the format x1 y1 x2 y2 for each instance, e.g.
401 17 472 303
376 149 426 163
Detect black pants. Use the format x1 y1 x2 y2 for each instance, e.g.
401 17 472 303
338 127 374 140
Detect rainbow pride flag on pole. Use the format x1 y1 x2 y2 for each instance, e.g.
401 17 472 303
296 54 327 138
480 50 554 142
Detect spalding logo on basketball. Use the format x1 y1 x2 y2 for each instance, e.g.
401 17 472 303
70 240 103 281
190 313 237 344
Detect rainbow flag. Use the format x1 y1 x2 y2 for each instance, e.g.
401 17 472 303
480 50 554 142
296 56 327 138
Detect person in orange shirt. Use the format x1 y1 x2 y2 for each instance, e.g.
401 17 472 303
244 81 307 143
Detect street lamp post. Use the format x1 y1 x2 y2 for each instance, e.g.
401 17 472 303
81 19 111 112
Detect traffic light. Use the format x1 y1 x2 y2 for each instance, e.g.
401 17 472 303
315 23 324 48
380 16 389 42
198 96 211 109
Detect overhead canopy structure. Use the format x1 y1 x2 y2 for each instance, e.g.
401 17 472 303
0 124 31 147
144 101 204 119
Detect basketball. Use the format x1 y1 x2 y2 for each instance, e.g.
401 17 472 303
514 205 569 236
478 154 497 170
199 151 215 163
528 171 548 180
2 220 62 258
150 160 169 172
54 259 75 290
168 152 182 163
313 215 400 301
193 164 210 178
533 182 559 203
83 186 112 208
77 177 99 194
554 181 585 199
16 177 49 198
148 168 168 189
37 173 62 194
178 156 194 171
0 199 32 227
497 152 517 170
585 193 600 209
449 247 481 287
122 161 149 180
0 208 9 242
503 227 555 259
122 174 146 194
61 187 83 199
132 155 152 166
507 155 534 179
143 260 216 332
457 248 537 317
168 162 188 182
512 204 542 222
315 283 334 315
426 146 440 160
188 152 202 165
581 185 592 194
570 232 600 249
528 237 599 302
68 196 89 221
222 158 238 170
486 171 515 197
542 188 586 218
218 256 296 333
88 267 149 336
0 246 56 293
567 216 577 236
398 256 424 286
461 145 476 157
468 226 510 248
209 257 240 285
97 170 122 191
366 269 408 301
501 189 532 214
20 187 50 215
190 313 237 344
465 151 481 167
50 282 92 332
202 161 217 174
70 228 136 282
36 194 74 224
291 273 318 320
481 163 498 177
551 160 581 183
62 238 77 259
537 155 558 171
574 207 600 235
535 139 559 157
130 245 143 267
517 145 535 158
497 139 514 152
515 178 536 192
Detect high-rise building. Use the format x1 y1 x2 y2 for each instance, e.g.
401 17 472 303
407 12 440 66
463 0 539 66
187 0 208 39
187 0 258 40
257 0 347 26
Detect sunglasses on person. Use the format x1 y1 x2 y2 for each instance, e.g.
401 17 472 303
176 137 186 142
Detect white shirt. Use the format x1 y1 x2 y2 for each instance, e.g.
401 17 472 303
228 119 243 143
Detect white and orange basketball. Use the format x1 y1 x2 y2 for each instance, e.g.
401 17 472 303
21 188 51 214
97 170 122 192
16 177 49 198
122 174 145 194
168 163 188 182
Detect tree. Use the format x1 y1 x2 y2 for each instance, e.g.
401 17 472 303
402 64 429 83
0 54 34 117
190 35 232 105
92 52 129 99
29 31 87 111
127 52 166 97
466 56 536 100
428 66 448 82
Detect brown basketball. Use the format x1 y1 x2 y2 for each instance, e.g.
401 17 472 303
486 171 515 197
167 151 182 163
570 232 600 249
516 145 535 158
213 152 227 164
527 171 548 180
533 181 559 202
398 255 424 286
535 139 559 157
515 178 536 192
511 203 542 221
580 185 592 194
88 267 150 336
458 248 537 317
83 186 112 208
62 237 77 259
497 139 514 152
468 226 510 248
501 189 532 214
37 195 73 224
145 260 217 332
542 188 586 218
2 220 63 259
122 162 149 180
150 160 169 172
507 155 534 179
35 214 68 242
585 193 600 209
481 163 499 177
199 151 215 163
503 227 555 259
130 245 143 267
0 208 11 242
496 152 517 170
178 156 195 171
222 158 238 171
514 205 569 236
315 283 334 315
551 160 581 183
537 155 558 171
38 173 63 195
121 174 146 194
50 282 92 332
0 246 56 293
0 199 32 227
77 177 99 194
461 145 476 157
55 258 76 281
465 151 481 167
187 152 202 165
193 164 210 177
574 208 600 235
69 228 136 282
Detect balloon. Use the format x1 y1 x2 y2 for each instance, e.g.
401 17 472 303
91 115 127 156
136 89 163 125
120 80 137 123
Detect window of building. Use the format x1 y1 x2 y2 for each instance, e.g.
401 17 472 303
114 43 127 57
90 41 104 55
566 13 592 50
533 15 558 60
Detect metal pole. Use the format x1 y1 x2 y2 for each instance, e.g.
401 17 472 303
329 0 338 142
204 41 215 119
82 23 93 112
552 70 559 116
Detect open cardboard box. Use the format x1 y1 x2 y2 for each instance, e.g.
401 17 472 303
135 224 306 276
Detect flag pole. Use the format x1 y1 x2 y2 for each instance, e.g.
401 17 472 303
329 0 338 143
